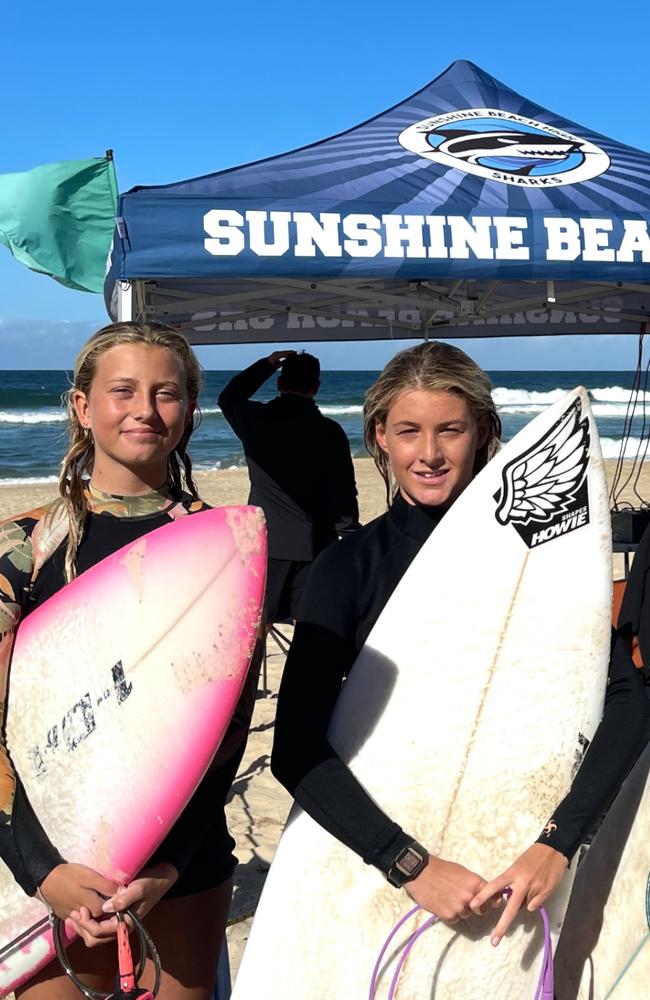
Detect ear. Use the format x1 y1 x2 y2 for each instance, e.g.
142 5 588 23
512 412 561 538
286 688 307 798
72 389 91 430
186 401 197 427
375 421 389 454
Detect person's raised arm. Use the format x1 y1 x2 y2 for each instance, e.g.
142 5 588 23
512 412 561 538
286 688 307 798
218 352 296 437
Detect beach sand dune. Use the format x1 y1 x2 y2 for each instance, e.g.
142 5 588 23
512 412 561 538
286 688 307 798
0 456 644 988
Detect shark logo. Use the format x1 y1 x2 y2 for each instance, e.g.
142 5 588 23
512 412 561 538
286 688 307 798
398 109 610 187
494 396 591 548
434 129 583 176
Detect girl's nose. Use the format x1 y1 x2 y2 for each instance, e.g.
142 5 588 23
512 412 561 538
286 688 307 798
134 392 156 420
420 432 442 464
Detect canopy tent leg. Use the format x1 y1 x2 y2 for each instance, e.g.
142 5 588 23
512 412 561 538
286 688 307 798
117 281 133 322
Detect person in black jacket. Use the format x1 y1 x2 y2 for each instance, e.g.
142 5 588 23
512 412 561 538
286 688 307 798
218 350 360 623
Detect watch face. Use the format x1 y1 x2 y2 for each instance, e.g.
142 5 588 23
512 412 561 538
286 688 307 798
398 848 423 876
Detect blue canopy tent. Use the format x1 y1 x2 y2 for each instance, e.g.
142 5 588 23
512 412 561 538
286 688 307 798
106 60 650 344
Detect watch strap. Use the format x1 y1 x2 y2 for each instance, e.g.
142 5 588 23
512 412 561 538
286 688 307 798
386 840 429 888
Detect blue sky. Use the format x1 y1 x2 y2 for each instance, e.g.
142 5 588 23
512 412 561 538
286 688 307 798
1 0 648 370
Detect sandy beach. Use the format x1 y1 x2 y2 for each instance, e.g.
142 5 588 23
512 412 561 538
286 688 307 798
0 456 641 573
0 459 387 527
0 455 643 987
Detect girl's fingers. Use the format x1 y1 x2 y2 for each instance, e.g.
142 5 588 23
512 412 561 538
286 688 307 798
78 891 111 920
87 873 121 898
469 875 510 914
490 886 527 946
70 909 120 941
526 889 546 912
103 883 142 913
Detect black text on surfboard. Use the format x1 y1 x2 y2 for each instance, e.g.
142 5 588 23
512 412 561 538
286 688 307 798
28 661 132 777
529 505 589 547
493 397 591 549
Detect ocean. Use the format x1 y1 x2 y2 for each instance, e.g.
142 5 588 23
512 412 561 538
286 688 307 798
0 370 646 484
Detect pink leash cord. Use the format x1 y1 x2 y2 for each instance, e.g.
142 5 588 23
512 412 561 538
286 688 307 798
369 898 554 1000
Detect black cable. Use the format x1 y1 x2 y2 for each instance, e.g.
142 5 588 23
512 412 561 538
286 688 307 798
632 343 650 507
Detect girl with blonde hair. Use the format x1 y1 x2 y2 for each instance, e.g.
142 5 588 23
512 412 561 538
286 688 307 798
272 340 646 945
363 339 501 505
0 322 253 999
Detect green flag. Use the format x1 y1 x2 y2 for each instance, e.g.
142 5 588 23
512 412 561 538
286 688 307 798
0 156 118 293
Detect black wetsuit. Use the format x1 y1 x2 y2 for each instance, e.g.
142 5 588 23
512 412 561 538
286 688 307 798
0 489 252 898
618 523 650 673
271 495 649 874
219 359 360 620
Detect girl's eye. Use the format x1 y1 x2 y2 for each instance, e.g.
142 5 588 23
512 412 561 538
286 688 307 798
112 386 132 395
397 428 417 436
441 427 462 436
157 389 179 400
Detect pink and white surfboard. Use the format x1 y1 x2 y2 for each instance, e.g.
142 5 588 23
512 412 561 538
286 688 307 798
0 506 266 995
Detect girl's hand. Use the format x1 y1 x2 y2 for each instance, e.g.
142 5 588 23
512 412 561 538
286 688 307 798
405 856 486 923
469 843 569 946
67 863 179 948
38 863 119 922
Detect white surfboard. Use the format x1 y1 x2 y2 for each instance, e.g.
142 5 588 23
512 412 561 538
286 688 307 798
233 389 612 1000
554 742 650 999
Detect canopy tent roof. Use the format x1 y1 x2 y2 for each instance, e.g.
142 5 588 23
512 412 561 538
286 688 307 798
106 60 650 344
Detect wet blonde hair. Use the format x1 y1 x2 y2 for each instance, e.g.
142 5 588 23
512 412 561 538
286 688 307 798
59 321 202 581
364 341 502 506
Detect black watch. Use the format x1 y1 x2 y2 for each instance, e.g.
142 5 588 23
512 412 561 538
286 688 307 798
386 841 429 888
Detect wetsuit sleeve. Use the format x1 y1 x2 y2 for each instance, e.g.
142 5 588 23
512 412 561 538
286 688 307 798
326 422 361 536
217 359 275 440
271 543 413 875
0 515 64 895
536 629 648 861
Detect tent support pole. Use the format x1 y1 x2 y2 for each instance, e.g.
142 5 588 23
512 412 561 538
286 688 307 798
134 280 147 322
117 281 133 322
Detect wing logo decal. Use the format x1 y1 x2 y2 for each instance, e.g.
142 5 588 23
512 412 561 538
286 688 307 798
494 397 591 548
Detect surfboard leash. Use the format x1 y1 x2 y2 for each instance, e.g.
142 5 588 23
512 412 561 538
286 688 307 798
368 897 553 1000
51 908 161 999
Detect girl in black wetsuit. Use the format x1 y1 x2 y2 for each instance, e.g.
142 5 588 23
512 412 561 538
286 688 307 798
0 323 255 999
272 340 648 947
